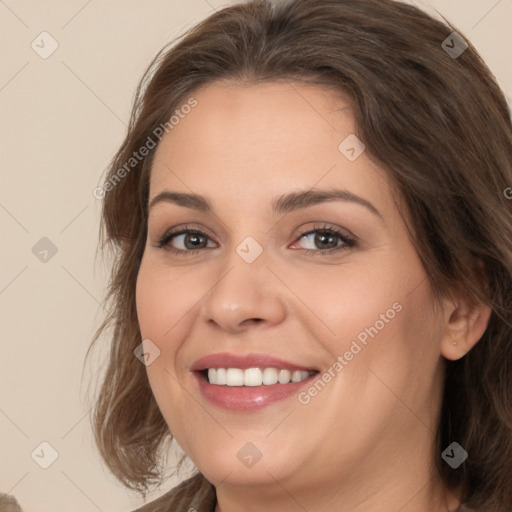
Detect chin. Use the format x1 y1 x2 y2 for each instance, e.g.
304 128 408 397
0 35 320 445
188 439 298 487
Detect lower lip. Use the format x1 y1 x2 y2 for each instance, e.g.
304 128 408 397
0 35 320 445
193 372 316 411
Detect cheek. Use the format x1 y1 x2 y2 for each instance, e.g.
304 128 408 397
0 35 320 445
135 259 201 438
293 249 440 373
136 267 167 339
135 259 191 394
135 258 197 343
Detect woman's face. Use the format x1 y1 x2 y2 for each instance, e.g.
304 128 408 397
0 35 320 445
136 81 447 498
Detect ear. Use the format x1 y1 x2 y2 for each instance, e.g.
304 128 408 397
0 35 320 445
440 289 492 361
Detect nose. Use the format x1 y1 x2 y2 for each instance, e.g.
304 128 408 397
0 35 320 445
199 250 287 334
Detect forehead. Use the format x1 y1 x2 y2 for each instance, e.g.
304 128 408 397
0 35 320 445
153 79 353 163
149 80 392 213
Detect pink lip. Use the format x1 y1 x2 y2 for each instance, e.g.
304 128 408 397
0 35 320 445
193 372 317 411
190 352 318 411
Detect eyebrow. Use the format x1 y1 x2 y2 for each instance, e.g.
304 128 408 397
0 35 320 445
148 188 382 219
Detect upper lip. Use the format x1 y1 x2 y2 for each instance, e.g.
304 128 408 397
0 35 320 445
190 352 317 372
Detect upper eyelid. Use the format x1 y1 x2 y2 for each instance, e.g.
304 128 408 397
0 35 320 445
159 225 216 242
159 223 347 239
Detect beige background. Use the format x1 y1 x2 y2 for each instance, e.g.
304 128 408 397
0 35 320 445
1 0 511 510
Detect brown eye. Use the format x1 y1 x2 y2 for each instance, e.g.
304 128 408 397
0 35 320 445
312 231 339 250
293 225 356 254
157 228 215 253
180 232 208 250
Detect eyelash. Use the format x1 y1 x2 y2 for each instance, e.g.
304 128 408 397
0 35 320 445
155 223 357 256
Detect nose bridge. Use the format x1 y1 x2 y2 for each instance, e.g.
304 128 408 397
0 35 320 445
199 235 287 330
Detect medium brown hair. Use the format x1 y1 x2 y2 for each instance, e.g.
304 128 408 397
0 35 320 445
87 0 512 509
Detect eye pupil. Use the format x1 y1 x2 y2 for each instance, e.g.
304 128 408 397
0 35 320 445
315 231 337 249
185 233 206 249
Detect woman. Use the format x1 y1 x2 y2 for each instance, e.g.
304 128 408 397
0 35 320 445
87 0 512 511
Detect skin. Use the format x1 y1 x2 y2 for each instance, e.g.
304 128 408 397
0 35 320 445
135 81 491 512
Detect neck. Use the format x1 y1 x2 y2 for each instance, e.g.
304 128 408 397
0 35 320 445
214 479 461 512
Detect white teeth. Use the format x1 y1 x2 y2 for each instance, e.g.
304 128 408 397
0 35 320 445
291 370 306 382
262 367 279 385
278 369 291 384
225 368 244 386
206 367 311 386
216 368 227 385
243 368 263 386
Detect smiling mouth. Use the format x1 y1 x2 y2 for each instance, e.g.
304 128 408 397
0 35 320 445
200 367 319 386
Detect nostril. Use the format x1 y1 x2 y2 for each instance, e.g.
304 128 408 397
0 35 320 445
240 318 264 327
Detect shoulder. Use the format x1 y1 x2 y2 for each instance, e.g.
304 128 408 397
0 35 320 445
0 494 23 512
130 473 216 512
